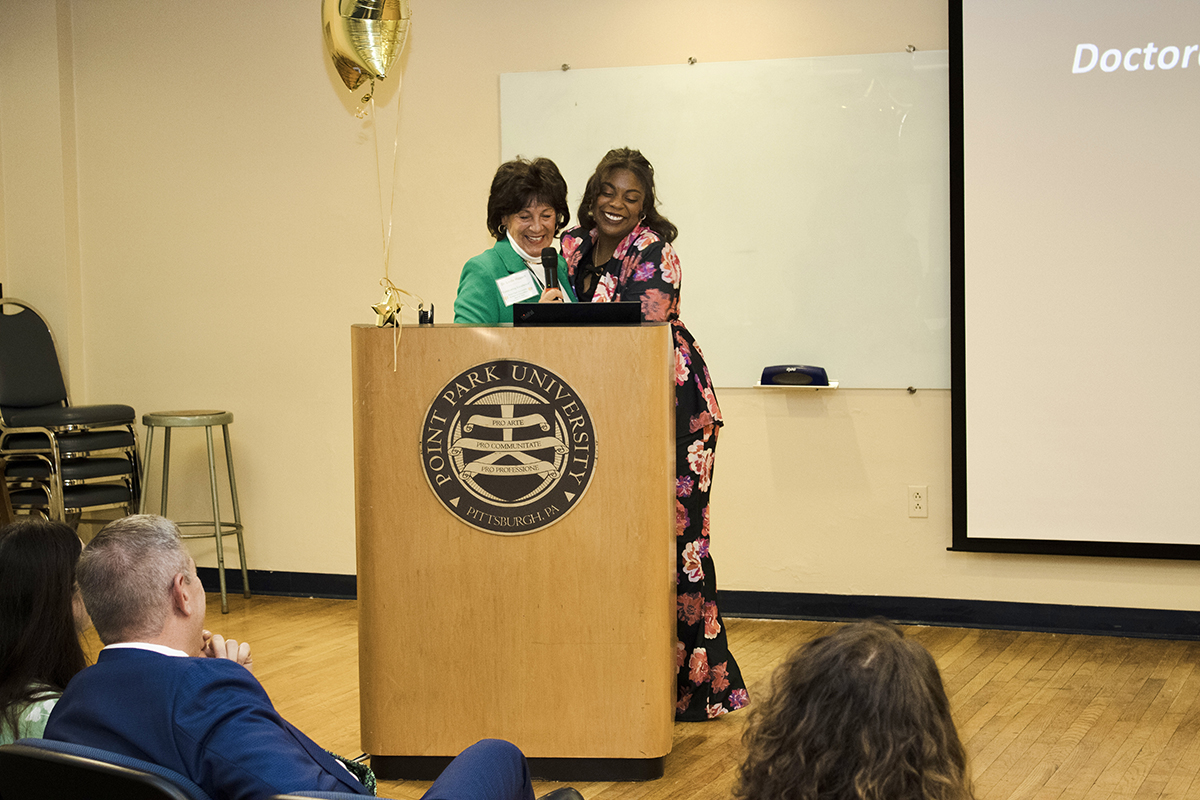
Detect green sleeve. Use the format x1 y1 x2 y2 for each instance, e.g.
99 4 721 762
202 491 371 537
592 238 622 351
0 695 59 745
557 256 577 302
454 253 504 324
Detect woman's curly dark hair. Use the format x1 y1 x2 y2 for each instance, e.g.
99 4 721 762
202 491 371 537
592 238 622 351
735 620 974 800
485 157 570 240
576 148 678 243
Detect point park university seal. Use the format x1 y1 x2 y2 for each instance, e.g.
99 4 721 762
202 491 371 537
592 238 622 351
421 360 597 535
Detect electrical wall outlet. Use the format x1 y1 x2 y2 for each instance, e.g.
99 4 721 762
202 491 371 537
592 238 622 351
908 485 928 518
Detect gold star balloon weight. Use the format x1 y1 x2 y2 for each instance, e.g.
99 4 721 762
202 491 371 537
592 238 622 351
323 0 429 352
371 278 424 328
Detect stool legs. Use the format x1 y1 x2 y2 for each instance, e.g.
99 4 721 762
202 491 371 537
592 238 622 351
160 428 172 515
204 425 229 613
223 424 251 601
138 426 155 514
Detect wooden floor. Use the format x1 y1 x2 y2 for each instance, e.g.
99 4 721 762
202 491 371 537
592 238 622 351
82 595 1200 800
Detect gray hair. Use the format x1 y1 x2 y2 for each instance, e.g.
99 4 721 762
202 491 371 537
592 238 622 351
77 515 192 645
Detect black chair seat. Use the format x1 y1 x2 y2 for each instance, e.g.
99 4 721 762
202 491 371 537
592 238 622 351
6 456 133 482
3 428 136 454
0 740 211 800
2 403 135 428
11 483 131 509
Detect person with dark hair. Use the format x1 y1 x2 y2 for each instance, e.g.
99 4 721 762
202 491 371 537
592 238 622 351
735 620 975 800
560 147 747 721
45 514 545 800
0 518 89 745
454 156 577 323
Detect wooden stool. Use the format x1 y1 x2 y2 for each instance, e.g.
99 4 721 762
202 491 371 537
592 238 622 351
139 410 249 613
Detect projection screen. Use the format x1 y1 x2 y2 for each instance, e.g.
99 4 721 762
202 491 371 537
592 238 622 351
952 0 1200 558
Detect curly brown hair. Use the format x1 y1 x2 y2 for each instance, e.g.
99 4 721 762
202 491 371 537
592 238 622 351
485 157 570 240
735 620 974 800
576 148 678 243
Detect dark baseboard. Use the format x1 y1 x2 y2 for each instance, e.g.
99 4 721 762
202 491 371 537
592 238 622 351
720 590 1200 640
195 567 356 600
195 569 1200 640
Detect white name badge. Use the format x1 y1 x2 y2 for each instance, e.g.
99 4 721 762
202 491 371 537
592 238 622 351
496 271 539 307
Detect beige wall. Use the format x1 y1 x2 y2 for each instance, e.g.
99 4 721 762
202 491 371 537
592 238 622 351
2 0 1196 610
0 0 85 392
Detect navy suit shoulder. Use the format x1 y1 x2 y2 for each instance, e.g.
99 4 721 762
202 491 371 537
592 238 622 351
46 649 368 800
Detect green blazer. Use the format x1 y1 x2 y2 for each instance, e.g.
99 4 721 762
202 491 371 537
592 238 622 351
453 238 576 324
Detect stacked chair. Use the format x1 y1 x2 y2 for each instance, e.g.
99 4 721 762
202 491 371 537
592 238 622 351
0 299 140 523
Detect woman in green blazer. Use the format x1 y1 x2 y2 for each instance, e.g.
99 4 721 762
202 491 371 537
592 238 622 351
453 157 576 323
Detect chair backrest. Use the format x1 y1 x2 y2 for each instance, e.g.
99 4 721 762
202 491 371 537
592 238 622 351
0 299 69 411
0 739 213 800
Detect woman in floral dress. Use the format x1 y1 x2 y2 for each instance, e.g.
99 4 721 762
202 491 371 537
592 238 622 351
560 148 748 721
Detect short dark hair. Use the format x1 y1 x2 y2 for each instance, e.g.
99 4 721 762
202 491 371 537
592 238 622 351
576 148 678 243
735 620 974 800
77 515 192 645
486 157 570 240
0 518 87 740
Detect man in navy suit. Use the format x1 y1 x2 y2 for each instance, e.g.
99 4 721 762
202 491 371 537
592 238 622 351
45 514 538 800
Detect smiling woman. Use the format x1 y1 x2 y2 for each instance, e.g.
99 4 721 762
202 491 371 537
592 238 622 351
453 157 578 324
560 148 748 722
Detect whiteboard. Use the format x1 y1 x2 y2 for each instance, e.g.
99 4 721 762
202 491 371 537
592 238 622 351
500 51 950 388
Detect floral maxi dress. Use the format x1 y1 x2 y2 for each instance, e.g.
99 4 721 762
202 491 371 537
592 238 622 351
561 224 749 721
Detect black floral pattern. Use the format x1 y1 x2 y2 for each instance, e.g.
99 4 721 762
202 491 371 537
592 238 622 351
561 224 748 720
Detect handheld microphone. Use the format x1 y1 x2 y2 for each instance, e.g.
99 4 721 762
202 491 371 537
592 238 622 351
540 247 559 291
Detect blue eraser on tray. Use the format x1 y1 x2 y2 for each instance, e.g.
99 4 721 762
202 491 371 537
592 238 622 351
760 365 828 386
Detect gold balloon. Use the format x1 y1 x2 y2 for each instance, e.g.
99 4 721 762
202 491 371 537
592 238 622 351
322 0 412 92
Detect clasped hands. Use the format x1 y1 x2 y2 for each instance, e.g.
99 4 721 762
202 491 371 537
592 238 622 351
201 629 254 674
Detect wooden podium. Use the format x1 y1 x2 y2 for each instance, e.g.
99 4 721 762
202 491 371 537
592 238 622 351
351 323 676 781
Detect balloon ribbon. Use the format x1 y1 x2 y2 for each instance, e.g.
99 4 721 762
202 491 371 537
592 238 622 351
371 278 425 371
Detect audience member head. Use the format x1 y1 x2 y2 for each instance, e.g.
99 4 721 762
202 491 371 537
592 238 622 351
77 514 197 647
576 147 678 243
735 619 973 800
486 157 571 246
0 518 88 740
